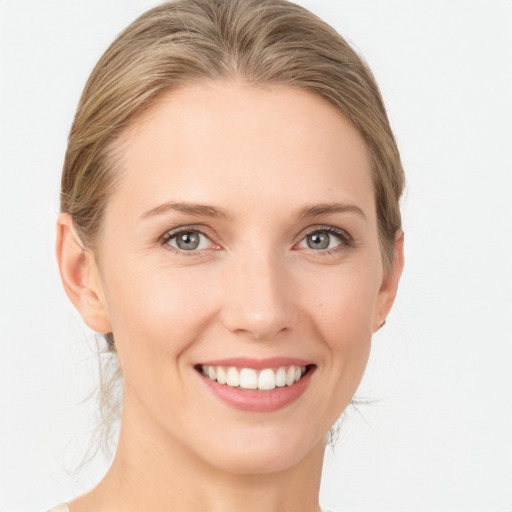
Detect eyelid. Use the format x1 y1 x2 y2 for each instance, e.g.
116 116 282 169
159 224 220 253
158 223 354 255
293 225 354 252
295 224 352 242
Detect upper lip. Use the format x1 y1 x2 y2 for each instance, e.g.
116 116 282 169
196 357 314 369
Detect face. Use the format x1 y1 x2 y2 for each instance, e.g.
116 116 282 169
77 81 401 474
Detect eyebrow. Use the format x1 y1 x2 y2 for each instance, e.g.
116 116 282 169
142 201 232 220
297 202 367 221
141 201 366 222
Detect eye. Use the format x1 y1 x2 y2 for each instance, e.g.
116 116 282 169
163 229 214 251
297 228 349 252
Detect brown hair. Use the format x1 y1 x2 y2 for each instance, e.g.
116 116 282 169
61 0 404 453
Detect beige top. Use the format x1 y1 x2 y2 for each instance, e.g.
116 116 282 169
47 505 70 512
48 505 335 512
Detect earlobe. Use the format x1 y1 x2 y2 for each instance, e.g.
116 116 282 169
373 231 405 332
56 213 112 334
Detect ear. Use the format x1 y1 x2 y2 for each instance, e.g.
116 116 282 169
56 213 112 334
373 231 405 332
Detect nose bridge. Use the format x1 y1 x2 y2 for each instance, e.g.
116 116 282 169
221 243 297 339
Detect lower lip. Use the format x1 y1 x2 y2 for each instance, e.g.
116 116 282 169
199 368 314 412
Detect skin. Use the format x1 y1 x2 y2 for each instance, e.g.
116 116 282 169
57 81 404 512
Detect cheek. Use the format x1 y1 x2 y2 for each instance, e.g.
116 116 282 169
306 262 380 334
100 257 220 375
301 261 380 377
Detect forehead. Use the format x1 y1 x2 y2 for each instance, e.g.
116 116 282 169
110 81 375 221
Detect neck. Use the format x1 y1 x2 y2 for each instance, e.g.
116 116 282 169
70 396 326 512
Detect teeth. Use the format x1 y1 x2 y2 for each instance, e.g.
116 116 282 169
258 368 276 390
200 364 307 390
275 367 287 387
216 366 227 385
286 366 296 386
240 368 258 389
226 367 240 387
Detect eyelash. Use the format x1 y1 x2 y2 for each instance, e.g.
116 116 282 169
159 225 217 256
297 226 354 256
159 225 354 257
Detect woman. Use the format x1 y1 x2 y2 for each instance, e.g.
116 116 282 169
51 0 404 510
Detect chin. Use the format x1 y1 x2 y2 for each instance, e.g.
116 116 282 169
193 421 326 476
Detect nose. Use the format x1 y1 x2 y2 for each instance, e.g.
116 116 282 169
219 249 298 340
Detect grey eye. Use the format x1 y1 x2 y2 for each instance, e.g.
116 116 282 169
299 229 345 251
176 232 200 250
168 231 211 251
306 231 331 250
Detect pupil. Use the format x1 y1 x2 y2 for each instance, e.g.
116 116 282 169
177 232 199 250
307 231 329 250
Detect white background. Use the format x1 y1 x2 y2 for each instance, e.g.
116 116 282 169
1 1 511 511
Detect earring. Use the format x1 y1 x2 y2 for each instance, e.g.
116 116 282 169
378 319 386 330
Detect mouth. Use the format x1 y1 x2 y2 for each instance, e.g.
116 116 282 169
195 363 315 391
194 357 316 411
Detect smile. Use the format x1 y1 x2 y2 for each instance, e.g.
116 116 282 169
199 364 307 391
196 359 316 412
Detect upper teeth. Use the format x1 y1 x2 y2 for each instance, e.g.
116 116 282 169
201 365 306 391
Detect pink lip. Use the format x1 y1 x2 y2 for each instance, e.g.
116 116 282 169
196 358 316 413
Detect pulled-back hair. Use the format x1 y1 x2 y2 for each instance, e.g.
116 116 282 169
61 0 404 455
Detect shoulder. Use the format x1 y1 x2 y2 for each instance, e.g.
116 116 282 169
46 504 70 512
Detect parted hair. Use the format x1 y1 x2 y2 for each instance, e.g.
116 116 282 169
60 0 404 456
